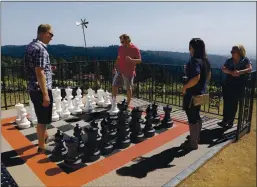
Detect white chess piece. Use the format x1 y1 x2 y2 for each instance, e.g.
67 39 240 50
54 87 62 114
18 106 31 129
76 87 84 108
108 97 119 115
96 89 105 107
87 88 96 106
103 91 111 107
52 103 60 122
15 103 23 124
28 100 38 125
72 98 83 115
65 87 74 112
83 95 95 112
60 100 70 118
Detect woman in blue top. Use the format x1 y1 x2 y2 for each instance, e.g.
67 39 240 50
182 38 211 151
218 45 252 128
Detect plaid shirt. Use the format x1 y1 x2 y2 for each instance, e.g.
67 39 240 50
24 39 52 91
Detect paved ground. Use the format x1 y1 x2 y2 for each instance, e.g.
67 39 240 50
1 96 237 187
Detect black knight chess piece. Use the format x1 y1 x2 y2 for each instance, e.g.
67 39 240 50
143 105 155 138
116 110 131 149
100 119 114 155
64 136 82 166
73 124 84 153
152 102 160 123
161 105 173 128
52 130 68 159
83 120 101 162
130 107 145 143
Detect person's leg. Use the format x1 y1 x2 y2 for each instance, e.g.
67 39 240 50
123 75 134 107
112 72 123 101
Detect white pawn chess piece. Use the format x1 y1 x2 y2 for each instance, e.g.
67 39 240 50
18 106 31 129
108 97 119 115
55 87 62 114
72 97 83 115
60 100 70 119
96 89 105 107
15 103 23 124
52 103 60 122
65 87 74 112
28 100 38 125
103 91 111 107
83 96 94 113
76 87 84 108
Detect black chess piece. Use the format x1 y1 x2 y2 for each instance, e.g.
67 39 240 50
83 120 101 162
52 130 68 159
143 105 155 138
116 110 131 149
64 137 82 166
152 102 160 123
161 105 174 128
130 107 145 143
73 124 84 153
106 114 118 139
100 122 114 155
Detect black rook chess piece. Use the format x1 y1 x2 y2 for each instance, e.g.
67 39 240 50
143 105 155 138
73 124 84 153
116 110 131 149
130 107 145 143
64 137 82 166
52 130 68 159
161 105 173 128
152 102 160 123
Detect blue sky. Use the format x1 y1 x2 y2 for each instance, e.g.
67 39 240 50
1 2 256 56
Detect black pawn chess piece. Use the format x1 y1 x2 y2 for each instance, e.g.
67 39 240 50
73 124 84 153
143 105 155 138
64 137 82 166
52 130 68 159
130 107 145 143
116 110 131 149
100 122 114 155
83 120 101 162
152 102 160 123
161 105 174 128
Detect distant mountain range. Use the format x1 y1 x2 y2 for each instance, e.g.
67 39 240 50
1 44 256 70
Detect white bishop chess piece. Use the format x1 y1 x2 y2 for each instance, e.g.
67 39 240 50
96 89 105 107
18 105 31 129
83 95 95 113
15 103 24 125
52 103 60 122
76 87 84 108
72 97 83 115
65 87 74 112
60 100 70 119
28 100 38 125
54 87 62 114
87 88 96 106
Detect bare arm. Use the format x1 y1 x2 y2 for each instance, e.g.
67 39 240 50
35 67 48 96
222 66 233 75
239 63 252 75
131 58 142 64
207 71 211 81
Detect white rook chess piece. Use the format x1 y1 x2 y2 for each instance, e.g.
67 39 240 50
103 91 111 107
108 97 119 115
60 100 70 119
76 87 84 108
28 100 38 125
65 87 74 112
96 89 105 107
83 95 94 113
15 103 23 124
52 103 60 122
54 87 62 114
18 105 31 129
72 98 83 115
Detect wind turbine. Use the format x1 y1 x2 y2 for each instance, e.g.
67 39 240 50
76 18 89 51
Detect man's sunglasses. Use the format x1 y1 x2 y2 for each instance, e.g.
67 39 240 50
48 32 54 37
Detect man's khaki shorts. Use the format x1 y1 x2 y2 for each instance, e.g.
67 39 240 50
112 72 134 90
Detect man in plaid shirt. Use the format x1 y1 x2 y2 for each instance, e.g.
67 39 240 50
24 24 54 154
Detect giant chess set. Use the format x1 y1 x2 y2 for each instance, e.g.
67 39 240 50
14 87 175 171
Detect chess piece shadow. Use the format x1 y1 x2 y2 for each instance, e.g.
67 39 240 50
116 146 189 178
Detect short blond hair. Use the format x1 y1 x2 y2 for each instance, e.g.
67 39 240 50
232 44 246 58
37 24 52 35
119 34 131 42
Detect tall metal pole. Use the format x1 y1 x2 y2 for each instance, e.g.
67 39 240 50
82 25 87 51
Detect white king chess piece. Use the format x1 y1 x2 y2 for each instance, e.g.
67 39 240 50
65 87 74 112
15 103 23 125
18 105 31 129
108 97 119 115
28 100 38 125
83 95 94 113
103 91 111 107
52 103 60 122
96 89 105 107
72 97 83 115
60 100 70 119
76 87 84 108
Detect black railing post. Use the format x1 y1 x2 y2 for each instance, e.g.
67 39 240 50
2 67 8 110
247 71 256 133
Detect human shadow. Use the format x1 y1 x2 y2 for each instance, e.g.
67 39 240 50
116 146 189 178
1 145 38 167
